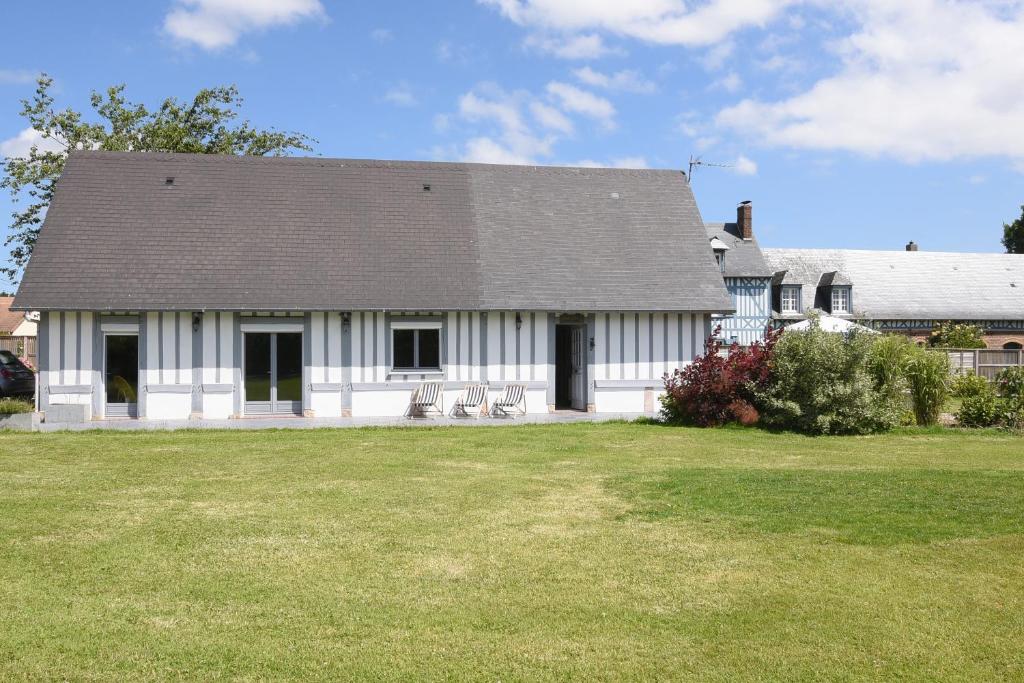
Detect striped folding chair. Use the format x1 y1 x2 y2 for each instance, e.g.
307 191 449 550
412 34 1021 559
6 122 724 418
451 383 488 418
490 383 527 418
407 381 444 418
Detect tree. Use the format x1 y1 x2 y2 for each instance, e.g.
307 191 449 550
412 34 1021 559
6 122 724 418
927 321 986 349
1003 205 1024 254
1 75 314 281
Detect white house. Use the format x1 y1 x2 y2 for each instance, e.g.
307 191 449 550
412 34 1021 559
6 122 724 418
12 152 734 421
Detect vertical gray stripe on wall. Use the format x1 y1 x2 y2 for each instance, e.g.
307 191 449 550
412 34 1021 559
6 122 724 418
303 313 312 413
604 314 609 368
546 313 556 406
529 312 536 381
648 314 654 379
191 312 202 415
480 313 488 382
677 315 684 364
619 313 625 369
341 312 352 411
691 314 698 361
499 312 506 381
138 314 148 418
215 312 222 384
59 312 66 386
440 312 448 370
586 313 596 407
371 313 378 379
92 314 102 418
358 312 365 379
157 313 164 384
232 315 242 417
175 312 181 383
515 312 521 380
634 313 640 372
384 312 392 376
322 312 329 383
662 314 669 375
75 313 82 382
455 312 461 381
468 313 474 377
38 312 49 412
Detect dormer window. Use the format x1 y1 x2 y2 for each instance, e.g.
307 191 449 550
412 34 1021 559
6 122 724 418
714 251 725 271
709 236 729 274
831 287 851 314
781 286 800 313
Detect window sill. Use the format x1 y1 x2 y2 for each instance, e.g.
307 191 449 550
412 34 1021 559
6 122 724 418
389 369 444 377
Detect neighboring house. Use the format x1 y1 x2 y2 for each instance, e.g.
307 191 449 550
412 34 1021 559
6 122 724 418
763 244 1024 349
12 151 733 421
705 201 773 346
0 296 36 338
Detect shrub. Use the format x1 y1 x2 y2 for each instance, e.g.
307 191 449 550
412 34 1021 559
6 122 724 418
755 325 901 435
0 398 34 415
660 327 779 427
995 366 1024 400
949 372 990 398
904 348 950 426
957 392 1000 428
927 321 986 349
866 334 915 398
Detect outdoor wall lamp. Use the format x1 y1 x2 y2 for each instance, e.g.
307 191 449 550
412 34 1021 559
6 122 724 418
341 312 351 329
192 312 203 333
589 337 595 350
515 313 523 330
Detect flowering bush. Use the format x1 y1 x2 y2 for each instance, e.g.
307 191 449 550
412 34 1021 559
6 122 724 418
950 372 990 398
927 322 986 349
660 327 780 427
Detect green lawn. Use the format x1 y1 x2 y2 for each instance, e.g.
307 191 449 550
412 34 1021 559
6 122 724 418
1 424 1022 681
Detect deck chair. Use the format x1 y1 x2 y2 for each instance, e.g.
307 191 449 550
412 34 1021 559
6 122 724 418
451 383 489 418
407 381 444 418
490 383 527 418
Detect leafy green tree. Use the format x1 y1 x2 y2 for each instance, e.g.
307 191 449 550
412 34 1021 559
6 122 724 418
1003 205 1024 254
1 74 313 281
927 321 986 349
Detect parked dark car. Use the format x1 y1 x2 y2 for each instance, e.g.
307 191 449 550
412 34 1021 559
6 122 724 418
0 350 35 398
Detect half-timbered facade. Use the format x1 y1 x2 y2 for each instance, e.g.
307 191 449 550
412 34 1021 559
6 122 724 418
705 202 772 346
14 152 732 421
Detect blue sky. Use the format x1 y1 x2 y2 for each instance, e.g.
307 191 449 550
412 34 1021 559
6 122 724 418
2 0 1023 290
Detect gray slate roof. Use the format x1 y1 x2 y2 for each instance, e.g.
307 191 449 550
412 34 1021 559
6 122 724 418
704 222 771 277
763 248 1024 320
14 151 732 313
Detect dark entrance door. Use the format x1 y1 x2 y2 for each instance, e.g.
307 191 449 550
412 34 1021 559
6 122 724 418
104 334 138 418
555 325 574 409
244 332 302 415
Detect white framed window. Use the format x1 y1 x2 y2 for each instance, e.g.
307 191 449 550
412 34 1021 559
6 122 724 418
831 287 850 313
391 321 442 372
781 286 800 313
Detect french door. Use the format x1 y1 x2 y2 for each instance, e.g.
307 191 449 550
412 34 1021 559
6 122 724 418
244 332 302 415
104 334 139 418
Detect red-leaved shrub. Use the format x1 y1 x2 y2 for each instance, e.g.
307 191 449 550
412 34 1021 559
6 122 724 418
660 326 780 426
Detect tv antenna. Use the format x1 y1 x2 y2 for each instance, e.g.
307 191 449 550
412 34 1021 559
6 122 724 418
687 155 732 181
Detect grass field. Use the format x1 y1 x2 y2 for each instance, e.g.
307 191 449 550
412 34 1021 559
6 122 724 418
1 424 1022 680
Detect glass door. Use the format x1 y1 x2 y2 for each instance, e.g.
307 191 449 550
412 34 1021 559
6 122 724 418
105 334 139 418
244 332 302 415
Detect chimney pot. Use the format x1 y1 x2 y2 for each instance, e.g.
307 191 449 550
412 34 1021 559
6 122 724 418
737 201 753 239
906 240 918 251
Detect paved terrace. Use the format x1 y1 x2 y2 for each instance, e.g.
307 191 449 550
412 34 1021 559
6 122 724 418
37 411 655 432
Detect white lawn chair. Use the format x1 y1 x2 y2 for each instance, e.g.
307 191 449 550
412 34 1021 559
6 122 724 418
490 383 527 418
451 383 489 418
407 381 444 418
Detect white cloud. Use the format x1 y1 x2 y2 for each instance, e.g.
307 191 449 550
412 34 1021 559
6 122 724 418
457 85 555 164
164 0 325 50
480 0 796 47
545 82 616 128
523 32 619 59
0 69 37 85
732 154 758 175
530 101 574 134
0 127 64 159
383 82 418 107
710 71 742 93
575 156 649 168
716 1 1024 164
573 66 656 93
370 28 393 43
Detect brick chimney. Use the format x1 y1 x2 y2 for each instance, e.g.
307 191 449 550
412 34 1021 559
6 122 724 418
906 240 919 251
737 201 752 240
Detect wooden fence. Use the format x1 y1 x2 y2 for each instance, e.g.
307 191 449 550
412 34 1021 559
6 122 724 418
946 348 1024 380
0 336 36 367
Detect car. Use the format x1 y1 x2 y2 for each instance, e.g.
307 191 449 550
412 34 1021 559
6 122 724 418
0 349 35 398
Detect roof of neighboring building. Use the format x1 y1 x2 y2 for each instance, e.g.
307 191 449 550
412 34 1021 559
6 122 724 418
763 248 1024 320
14 151 733 313
704 222 771 277
0 297 26 335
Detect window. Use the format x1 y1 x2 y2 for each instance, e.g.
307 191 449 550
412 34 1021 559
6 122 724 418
781 286 800 313
831 287 850 313
714 251 725 272
392 327 441 371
